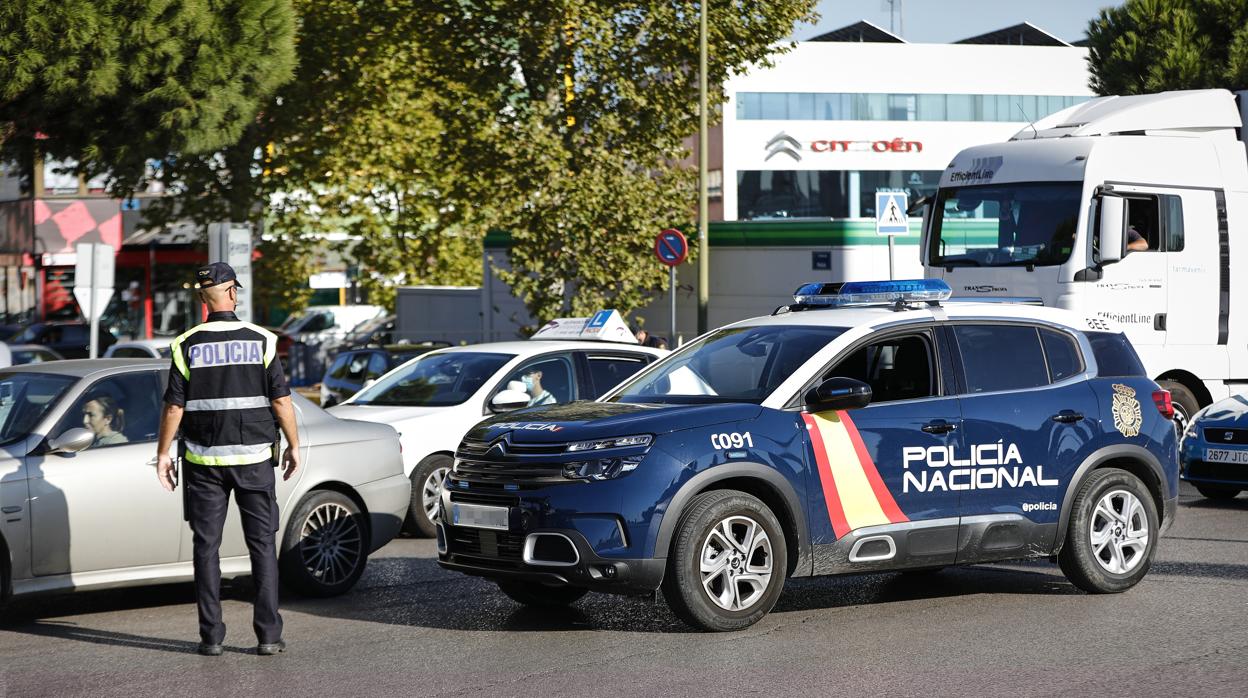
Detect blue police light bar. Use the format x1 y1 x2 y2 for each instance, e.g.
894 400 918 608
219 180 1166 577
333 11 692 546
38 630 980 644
793 279 952 306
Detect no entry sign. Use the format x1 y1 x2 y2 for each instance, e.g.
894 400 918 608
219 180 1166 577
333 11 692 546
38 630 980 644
654 228 689 267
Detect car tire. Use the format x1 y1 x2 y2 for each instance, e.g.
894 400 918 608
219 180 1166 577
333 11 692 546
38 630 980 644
496 581 588 608
280 489 370 597
1058 468 1158 594
1194 484 1241 500
408 454 453 538
1157 380 1199 433
661 490 787 632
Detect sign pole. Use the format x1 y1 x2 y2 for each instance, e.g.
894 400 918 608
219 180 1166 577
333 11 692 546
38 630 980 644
89 244 99 359
669 266 677 346
875 190 909 282
654 228 689 347
888 236 895 281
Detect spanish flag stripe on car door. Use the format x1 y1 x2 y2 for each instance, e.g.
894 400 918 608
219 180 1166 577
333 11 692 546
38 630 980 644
803 411 909 539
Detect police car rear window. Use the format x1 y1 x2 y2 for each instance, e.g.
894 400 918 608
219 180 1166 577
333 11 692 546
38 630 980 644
1086 331 1147 377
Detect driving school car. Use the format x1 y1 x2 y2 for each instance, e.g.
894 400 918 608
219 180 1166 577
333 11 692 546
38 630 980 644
1180 393 1248 500
436 280 1180 631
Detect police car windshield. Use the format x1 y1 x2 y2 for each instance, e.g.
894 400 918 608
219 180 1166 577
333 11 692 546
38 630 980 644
613 325 846 404
350 352 513 407
0 372 78 445
929 182 1082 268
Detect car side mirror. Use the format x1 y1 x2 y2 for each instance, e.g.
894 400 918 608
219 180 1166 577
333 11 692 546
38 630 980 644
46 428 95 455
1098 195 1125 265
804 377 872 412
490 389 530 412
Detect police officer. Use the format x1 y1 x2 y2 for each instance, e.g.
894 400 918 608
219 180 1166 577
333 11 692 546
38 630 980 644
155 262 300 657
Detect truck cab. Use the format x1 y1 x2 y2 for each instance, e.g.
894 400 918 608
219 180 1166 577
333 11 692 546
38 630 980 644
922 89 1248 427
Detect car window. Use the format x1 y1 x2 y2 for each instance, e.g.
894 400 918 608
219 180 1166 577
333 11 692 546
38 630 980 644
0 372 78 445
352 352 514 407
302 312 333 333
584 354 650 399
62 325 86 343
50 372 162 448
1086 331 1147 377
1040 329 1084 382
954 325 1049 394
13 350 54 365
345 353 370 382
327 353 351 381
826 333 935 403
366 353 388 380
498 355 576 407
112 347 152 359
615 325 846 404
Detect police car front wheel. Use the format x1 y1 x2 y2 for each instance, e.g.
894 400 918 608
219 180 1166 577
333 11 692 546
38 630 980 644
662 490 787 632
1058 468 1158 593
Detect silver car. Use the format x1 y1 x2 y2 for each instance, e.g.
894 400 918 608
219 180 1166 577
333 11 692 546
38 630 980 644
0 359 409 602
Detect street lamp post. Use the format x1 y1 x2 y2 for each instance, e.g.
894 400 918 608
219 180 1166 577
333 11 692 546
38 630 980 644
697 0 709 335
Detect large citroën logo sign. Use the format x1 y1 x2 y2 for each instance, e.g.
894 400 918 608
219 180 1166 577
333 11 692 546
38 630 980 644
765 132 802 162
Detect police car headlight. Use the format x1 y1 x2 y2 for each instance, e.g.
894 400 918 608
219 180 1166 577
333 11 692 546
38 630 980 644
562 455 645 481
565 434 653 452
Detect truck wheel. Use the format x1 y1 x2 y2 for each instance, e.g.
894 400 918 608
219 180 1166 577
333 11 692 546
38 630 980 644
1157 380 1199 434
408 454 452 538
281 490 369 597
1058 468 1157 594
1194 484 1241 500
496 581 588 607
662 490 787 632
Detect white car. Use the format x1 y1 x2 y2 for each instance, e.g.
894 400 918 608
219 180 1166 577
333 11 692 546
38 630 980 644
328 339 666 536
103 338 174 359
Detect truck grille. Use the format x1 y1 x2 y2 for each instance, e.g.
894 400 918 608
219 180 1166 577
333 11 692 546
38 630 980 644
1203 428 1248 445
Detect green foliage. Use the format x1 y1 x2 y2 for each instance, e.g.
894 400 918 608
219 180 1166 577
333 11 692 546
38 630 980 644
0 0 296 182
414 0 818 325
1087 0 1248 94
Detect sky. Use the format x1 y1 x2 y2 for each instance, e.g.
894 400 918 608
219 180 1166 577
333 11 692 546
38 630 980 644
789 0 1126 44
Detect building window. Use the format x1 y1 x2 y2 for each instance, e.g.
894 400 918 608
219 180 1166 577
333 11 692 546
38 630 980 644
736 92 1090 122
736 170 942 220
707 169 724 200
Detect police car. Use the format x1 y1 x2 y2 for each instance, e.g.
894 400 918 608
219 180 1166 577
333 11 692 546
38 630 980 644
436 280 1180 631
1180 394 1248 500
328 311 666 537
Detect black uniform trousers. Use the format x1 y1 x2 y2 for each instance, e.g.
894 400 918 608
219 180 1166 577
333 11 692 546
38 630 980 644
185 459 283 645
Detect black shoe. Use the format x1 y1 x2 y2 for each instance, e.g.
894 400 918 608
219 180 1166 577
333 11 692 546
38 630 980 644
197 642 224 657
257 640 287 656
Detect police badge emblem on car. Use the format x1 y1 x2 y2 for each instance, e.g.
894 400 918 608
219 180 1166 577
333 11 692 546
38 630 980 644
1111 384 1143 437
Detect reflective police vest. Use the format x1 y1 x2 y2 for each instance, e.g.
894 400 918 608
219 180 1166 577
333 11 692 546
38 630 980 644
170 320 280 466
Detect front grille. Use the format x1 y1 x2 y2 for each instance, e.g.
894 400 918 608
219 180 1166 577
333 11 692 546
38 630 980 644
449 490 519 507
447 527 525 564
1186 461 1248 483
1203 428 1248 445
454 437 569 485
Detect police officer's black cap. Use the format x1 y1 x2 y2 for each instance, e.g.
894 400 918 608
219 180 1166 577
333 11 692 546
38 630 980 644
195 262 243 290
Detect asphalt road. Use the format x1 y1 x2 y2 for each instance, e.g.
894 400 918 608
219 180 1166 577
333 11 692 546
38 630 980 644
2 482 1246 697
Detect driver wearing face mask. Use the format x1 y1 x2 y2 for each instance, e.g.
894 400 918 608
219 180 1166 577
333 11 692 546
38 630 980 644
522 369 555 406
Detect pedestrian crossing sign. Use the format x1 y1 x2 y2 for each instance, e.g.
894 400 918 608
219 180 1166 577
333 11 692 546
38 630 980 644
875 191 909 236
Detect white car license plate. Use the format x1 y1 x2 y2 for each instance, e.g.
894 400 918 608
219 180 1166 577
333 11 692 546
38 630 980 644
1206 448 1248 464
451 503 510 530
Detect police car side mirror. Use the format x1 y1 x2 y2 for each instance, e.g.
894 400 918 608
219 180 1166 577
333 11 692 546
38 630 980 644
491 389 530 412
804 377 872 412
1097 195 1125 265
45 428 95 455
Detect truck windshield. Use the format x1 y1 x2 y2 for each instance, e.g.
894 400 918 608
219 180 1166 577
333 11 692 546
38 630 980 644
350 352 513 407
929 182 1083 268
612 325 846 404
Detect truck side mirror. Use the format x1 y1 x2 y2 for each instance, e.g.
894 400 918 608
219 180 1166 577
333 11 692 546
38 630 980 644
804 377 872 412
1098 195 1126 265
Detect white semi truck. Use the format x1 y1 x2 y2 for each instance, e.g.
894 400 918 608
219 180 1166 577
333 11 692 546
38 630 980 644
921 89 1248 427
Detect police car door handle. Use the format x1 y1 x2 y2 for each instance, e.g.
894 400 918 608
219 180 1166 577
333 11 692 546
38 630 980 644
1051 410 1085 424
921 420 957 434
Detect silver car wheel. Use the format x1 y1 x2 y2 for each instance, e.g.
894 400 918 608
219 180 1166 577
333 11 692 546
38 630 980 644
423 467 450 522
300 502 364 586
1090 489 1149 575
699 515 773 612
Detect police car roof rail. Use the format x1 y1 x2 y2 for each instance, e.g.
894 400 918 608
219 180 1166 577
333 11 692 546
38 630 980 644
775 279 952 314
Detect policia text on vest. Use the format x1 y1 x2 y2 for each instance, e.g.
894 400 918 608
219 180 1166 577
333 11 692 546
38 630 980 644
156 262 300 657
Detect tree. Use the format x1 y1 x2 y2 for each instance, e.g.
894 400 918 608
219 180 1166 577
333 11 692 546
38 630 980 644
1087 0 1248 95
0 0 297 184
412 0 819 326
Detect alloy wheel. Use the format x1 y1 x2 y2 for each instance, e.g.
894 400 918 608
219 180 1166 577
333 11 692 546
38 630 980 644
423 467 451 522
699 515 773 612
299 502 363 586
1089 489 1149 575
